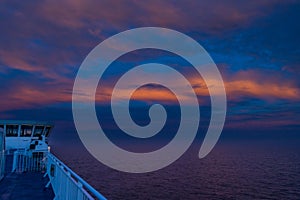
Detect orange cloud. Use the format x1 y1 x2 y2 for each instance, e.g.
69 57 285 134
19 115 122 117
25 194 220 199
2 67 298 112
189 69 300 101
94 85 178 105
0 75 73 111
74 68 300 108
131 86 177 104
0 86 70 111
226 80 299 100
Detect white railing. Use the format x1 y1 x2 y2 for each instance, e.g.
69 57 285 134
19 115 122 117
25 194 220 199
0 129 4 180
12 150 46 173
46 152 107 200
10 149 106 200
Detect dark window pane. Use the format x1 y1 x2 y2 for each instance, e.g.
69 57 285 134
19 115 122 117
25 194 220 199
44 127 51 137
33 126 44 137
21 125 33 137
6 125 19 137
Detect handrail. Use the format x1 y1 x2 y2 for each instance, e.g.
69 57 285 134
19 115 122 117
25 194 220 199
47 152 107 200
0 129 4 181
11 149 46 173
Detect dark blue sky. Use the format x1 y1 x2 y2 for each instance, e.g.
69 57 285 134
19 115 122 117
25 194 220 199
0 0 299 146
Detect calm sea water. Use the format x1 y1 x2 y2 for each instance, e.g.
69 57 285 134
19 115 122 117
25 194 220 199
52 140 300 199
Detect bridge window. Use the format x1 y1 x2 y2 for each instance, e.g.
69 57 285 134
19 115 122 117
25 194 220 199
0 125 3 130
44 126 51 137
6 125 19 137
33 126 44 137
21 125 33 137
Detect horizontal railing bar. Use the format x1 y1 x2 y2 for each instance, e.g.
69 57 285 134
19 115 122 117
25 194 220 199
48 153 106 200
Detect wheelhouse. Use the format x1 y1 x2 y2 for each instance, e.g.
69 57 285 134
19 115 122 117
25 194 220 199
0 120 53 151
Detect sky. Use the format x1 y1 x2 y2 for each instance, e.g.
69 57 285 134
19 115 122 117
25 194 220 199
0 0 299 146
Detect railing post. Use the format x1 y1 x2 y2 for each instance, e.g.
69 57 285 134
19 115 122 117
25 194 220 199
12 151 17 172
45 152 107 200
66 171 71 200
77 182 83 200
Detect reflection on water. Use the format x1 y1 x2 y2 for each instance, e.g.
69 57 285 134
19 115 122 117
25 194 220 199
52 140 300 199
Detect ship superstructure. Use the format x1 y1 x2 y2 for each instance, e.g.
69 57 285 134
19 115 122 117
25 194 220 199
0 120 106 200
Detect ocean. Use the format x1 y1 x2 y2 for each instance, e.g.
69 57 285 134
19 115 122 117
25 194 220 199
52 139 300 199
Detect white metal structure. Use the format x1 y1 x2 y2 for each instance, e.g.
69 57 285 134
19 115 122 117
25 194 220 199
11 149 106 200
0 128 4 180
46 152 107 200
0 120 53 151
12 149 46 173
4 120 107 200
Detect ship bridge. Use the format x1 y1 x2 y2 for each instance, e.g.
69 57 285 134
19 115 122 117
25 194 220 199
0 120 53 152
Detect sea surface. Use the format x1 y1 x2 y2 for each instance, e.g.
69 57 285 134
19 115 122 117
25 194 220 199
52 140 300 199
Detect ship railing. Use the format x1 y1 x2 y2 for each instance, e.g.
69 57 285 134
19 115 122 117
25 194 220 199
46 152 107 200
0 129 4 180
10 149 106 200
11 149 46 173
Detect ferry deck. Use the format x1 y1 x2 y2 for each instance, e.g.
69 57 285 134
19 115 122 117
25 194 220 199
0 120 106 200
